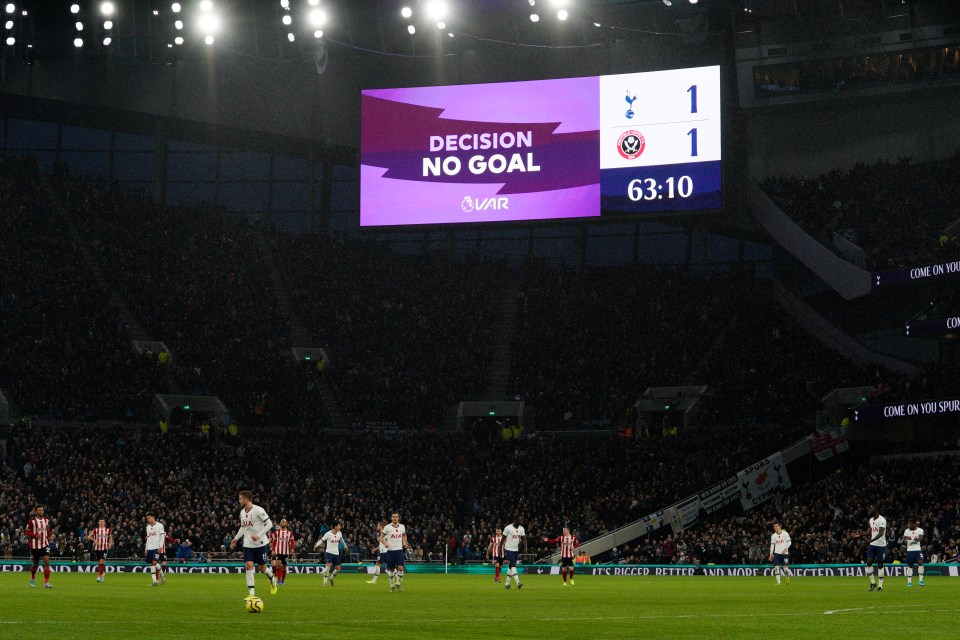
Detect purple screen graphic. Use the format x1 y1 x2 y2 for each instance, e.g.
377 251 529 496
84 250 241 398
361 77 600 227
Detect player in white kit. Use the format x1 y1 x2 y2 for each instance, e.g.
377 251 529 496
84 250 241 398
501 516 527 590
379 512 409 592
900 519 925 587
320 522 344 586
768 522 793 585
229 490 278 597
367 521 388 585
144 513 166 586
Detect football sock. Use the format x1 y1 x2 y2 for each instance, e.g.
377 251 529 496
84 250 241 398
31 567 37 579
776 567 781 584
99 562 105 577
151 566 158 583
43 568 50 583
397 569 404 583
906 567 913 580
264 566 276 580
918 566 925 578
562 569 567 583
495 565 501 580
869 567 875 584
246 569 256 594
877 567 884 587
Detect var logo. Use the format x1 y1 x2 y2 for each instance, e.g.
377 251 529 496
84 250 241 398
462 196 508 213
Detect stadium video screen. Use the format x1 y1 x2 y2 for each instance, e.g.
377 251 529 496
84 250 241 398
360 66 721 227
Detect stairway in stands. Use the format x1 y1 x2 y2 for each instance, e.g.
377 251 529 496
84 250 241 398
482 280 522 401
40 178 183 394
256 236 350 430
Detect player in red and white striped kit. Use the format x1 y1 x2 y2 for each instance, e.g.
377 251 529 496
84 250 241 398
86 518 114 583
543 527 579 586
26 505 54 589
486 527 504 583
270 519 296 586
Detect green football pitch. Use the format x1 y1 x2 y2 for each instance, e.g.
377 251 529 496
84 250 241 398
3 572 956 639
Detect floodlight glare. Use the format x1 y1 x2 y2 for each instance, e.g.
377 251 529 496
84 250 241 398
198 13 218 33
279 0 289 8
70 4 80 14
175 36 183 45
74 37 83 47
282 14 291 25
401 6 412 18
4 4 13 14
557 9 568 20
314 30 323 39
528 0 535 5
171 2 181 12
104 20 113 29
407 24 415 34
529 13 539 22
199 0 213 13
100 2 114 16
308 0 319 5
424 0 446 22
287 32 295 42
204 34 214 44
689 0 698 3
308 8 325 27
436 21 445 29
175 20 183 29
103 36 111 45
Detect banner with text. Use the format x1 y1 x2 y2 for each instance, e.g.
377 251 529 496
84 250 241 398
852 397 960 423
666 495 702 533
737 453 791 511
698 476 740 514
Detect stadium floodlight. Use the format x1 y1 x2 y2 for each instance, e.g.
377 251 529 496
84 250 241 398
74 37 83 47
198 13 218 33
401 6 412 18
529 13 539 22
70 4 80 14
171 2 181 12
76 22 84 31
175 20 183 29
4 4 13 14
424 0 447 22
199 0 213 12
175 36 183 45
152 10 159 16
103 36 111 45
308 0 319 5
5 36 13 45
287 32 295 42
313 29 322 39
557 9 568 20
20 9 25 15
689 0 698 3
448 32 454 37
307 8 325 27
528 0 535 5
104 20 113 29
594 22 601 27
407 24 415 34
4 20 11 29
282 14 291 25
436 21 445 29
279 0 289 8
662 0 672 5
100 1 114 16
204 34 213 45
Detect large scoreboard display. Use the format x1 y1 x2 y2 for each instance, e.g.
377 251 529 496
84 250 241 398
360 66 720 227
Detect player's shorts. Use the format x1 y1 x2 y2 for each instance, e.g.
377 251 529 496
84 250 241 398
274 554 288 565
145 549 159 564
377 552 388 564
905 550 924 566
324 552 342 567
385 549 405 570
95 550 107 561
772 553 789 566
243 545 270 566
493 556 504 566
866 545 887 563
157 552 167 563
30 547 51 562
560 556 575 568
504 550 519 567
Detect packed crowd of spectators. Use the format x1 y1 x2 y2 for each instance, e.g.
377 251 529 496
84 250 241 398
763 152 960 267
55 174 327 428
508 262 757 430
0 424 469 561
617 454 960 566
273 232 504 428
0 158 165 421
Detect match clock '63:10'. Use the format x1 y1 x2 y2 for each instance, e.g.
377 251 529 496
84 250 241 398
599 66 722 213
